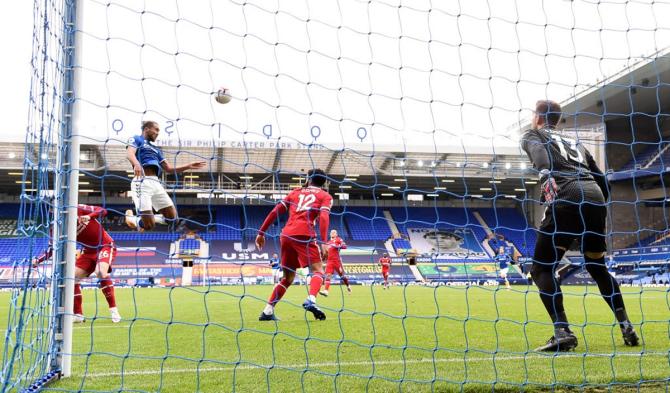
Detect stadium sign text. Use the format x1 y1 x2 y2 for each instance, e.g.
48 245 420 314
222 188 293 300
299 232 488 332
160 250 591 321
112 119 340 150
151 139 328 150
220 252 269 261
111 268 167 278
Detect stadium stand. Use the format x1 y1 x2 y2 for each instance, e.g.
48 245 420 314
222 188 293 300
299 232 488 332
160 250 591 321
0 204 20 217
241 205 278 240
214 205 242 240
640 233 670 247
326 208 351 239
625 229 670 249
389 207 488 238
391 238 412 252
623 143 666 170
0 203 537 253
476 208 537 255
342 206 392 240
110 232 180 241
1 203 662 265
178 238 201 255
609 141 670 181
0 237 50 266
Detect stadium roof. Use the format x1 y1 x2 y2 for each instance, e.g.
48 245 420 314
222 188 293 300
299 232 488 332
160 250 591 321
504 47 670 134
562 47 670 126
0 141 535 199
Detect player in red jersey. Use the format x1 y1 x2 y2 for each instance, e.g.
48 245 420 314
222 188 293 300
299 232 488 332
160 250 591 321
34 204 120 323
378 253 392 289
319 229 351 297
256 169 333 321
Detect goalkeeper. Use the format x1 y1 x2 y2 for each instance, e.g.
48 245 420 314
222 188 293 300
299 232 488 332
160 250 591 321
521 100 639 351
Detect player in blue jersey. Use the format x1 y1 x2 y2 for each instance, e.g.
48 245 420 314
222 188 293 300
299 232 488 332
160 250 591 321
269 253 281 284
495 246 512 289
124 121 206 231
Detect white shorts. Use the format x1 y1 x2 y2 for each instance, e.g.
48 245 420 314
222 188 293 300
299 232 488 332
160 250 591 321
296 267 310 284
272 268 283 279
297 267 309 277
499 267 509 277
131 176 174 212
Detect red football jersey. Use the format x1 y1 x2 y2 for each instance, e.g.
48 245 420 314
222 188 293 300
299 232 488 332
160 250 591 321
327 236 347 263
379 257 391 269
76 204 114 251
280 186 333 238
36 205 114 263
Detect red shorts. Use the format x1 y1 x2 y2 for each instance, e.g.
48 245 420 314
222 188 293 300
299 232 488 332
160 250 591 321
280 235 321 271
325 259 344 276
76 245 116 276
382 267 389 277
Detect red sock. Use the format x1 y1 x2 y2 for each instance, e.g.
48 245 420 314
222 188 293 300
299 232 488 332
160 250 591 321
309 271 324 297
268 277 291 306
341 275 349 286
99 278 116 308
74 283 83 315
324 277 331 291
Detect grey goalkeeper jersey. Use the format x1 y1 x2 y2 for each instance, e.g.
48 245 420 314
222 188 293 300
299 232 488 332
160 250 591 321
520 127 608 205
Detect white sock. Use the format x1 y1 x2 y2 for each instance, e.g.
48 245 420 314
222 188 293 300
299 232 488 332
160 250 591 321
154 214 167 225
263 304 274 315
110 307 118 313
308 295 316 303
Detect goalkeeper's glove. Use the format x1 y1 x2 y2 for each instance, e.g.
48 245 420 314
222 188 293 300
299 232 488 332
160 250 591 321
539 169 558 204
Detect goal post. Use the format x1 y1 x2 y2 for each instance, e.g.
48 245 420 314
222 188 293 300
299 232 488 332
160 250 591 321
56 0 83 379
0 0 82 389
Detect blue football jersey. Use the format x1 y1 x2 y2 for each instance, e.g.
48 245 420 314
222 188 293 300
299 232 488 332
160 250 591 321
503 244 515 257
270 257 280 269
495 253 511 269
128 135 166 175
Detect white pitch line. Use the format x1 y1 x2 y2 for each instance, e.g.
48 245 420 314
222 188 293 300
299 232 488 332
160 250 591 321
81 352 669 379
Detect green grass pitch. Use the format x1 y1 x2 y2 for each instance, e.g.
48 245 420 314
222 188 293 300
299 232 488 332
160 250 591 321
3 284 669 392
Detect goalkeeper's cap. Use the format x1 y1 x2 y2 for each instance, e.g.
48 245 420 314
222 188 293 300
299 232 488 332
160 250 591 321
307 168 327 187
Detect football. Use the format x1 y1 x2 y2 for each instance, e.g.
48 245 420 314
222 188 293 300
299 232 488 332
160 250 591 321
215 87 231 104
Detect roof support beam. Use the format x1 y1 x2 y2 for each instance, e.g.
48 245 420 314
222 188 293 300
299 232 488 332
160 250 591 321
379 154 395 171
325 150 341 174
271 148 283 172
215 147 224 173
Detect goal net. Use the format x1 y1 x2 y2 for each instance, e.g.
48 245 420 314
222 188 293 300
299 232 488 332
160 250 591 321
2 0 669 391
